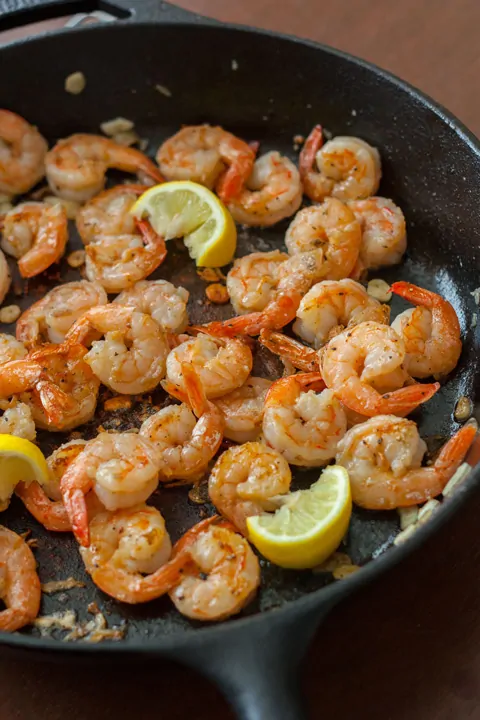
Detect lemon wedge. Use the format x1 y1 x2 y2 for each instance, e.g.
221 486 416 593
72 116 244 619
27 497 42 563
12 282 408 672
0 435 49 509
131 180 237 267
247 465 352 569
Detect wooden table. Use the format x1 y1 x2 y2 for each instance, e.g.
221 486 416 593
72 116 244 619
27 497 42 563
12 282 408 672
1 1 480 718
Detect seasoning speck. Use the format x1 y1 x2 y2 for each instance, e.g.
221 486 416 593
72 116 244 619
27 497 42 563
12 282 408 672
67 250 86 268
65 71 86 95
206 283 229 304
0 305 21 324
454 395 473 422
155 84 172 97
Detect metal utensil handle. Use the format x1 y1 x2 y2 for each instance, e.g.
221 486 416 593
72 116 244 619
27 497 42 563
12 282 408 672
0 0 209 31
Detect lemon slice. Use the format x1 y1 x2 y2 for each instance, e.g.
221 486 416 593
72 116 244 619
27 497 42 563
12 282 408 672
0 435 49 509
247 465 352 569
131 181 237 267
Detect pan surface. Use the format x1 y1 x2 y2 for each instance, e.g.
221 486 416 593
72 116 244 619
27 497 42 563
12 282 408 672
0 17 480 651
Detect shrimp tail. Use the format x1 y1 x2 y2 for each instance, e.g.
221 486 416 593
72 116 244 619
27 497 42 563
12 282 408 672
435 423 476 474
15 482 71 532
161 379 188 404
181 363 208 418
34 380 78 425
62 487 90 546
299 124 323 178
0 360 42 396
135 218 167 265
194 294 298 338
259 329 320 372
391 281 461 338
380 382 440 415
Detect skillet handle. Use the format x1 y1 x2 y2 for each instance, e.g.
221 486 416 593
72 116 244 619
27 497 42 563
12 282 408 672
0 0 217 32
169 604 329 720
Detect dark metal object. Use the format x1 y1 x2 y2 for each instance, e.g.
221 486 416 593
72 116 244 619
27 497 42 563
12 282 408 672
0 1 480 718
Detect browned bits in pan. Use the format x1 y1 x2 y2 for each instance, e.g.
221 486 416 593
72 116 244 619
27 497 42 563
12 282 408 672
206 283 230 304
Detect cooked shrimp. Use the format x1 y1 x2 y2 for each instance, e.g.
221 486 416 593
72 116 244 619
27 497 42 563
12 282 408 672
16 440 86 532
391 281 462 379
165 333 252 399
321 321 440 417
142 363 223 482
76 184 150 245
0 201 67 278
299 125 381 202
114 279 189 333
213 376 272 443
348 197 407 271
80 504 178 603
0 398 36 441
197 251 326 337
0 250 11 305
60 432 162 546
263 373 347 466
0 342 99 431
336 416 476 509
259 329 320 372
293 278 390 349
285 198 362 280
156 125 255 201
16 281 107 348
226 151 302 226
84 219 167 293
66 305 169 395
208 441 291 534
0 526 41 631
0 109 48 196
169 522 260 621
226 250 288 315
45 134 163 203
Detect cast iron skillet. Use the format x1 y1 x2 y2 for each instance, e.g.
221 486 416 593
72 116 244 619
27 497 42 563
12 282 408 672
1 1 480 718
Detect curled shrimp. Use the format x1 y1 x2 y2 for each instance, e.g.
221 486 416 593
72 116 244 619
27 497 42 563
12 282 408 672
285 198 362 280
320 321 440 417
208 441 292 534
226 250 288 315
197 251 326 337
84 218 167 293
0 201 67 278
226 151 302 226
293 278 390 349
0 342 99 431
259 329 320 372
213 376 272 443
156 125 255 201
0 526 41 632
336 416 476 509
391 281 462 379
0 109 48 196
263 373 347 466
169 521 260 621
80 504 179 603
165 333 252 399
60 431 162 546
16 280 107 348
114 279 189 333
66 304 170 395
45 134 163 203
76 184 150 246
299 125 381 202
0 250 11 305
348 197 407 271
16 440 86 532
142 363 224 482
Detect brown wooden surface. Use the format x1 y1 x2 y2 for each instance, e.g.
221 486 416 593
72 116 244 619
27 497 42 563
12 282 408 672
1 1 480 718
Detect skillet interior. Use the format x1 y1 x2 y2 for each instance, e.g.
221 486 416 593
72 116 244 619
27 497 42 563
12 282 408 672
1 21 480 642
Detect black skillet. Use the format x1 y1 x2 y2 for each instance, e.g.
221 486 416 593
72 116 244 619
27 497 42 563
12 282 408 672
1 1 480 718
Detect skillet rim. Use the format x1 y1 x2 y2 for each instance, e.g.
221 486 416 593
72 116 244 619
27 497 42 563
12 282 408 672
0 18 479 653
